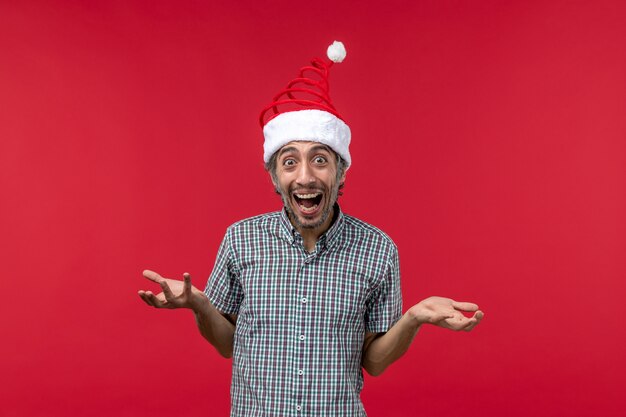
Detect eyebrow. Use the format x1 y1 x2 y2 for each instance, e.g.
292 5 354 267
308 145 332 155
277 144 333 159
277 146 298 158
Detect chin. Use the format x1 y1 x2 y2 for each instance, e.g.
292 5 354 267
286 201 332 231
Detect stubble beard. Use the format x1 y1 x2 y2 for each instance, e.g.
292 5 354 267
279 182 340 230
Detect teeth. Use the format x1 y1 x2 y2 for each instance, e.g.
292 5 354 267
299 204 319 213
295 193 321 199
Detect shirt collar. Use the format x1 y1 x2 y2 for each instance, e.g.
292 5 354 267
278 204 345 250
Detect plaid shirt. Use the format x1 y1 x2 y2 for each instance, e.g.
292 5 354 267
205 206 402 417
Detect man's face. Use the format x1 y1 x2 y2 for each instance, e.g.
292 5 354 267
272 141 345 232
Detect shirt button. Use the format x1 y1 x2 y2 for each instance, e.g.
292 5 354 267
301 297 307 304
296 405 302 411
299 335 305 341
298 369 304 376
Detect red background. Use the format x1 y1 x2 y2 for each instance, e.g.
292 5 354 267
1 1 625 416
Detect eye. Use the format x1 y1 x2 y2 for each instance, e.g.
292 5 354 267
282 158 296 167
313 156 327 164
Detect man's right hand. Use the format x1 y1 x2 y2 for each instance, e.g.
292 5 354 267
138 270 206 311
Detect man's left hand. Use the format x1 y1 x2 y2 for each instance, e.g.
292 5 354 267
406 296 484 332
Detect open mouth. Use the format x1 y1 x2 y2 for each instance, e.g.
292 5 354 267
293 192 323 214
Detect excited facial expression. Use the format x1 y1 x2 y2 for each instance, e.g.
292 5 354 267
272 141 345 233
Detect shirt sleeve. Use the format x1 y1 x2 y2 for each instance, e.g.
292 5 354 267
204 228 243 315
364 245 402 333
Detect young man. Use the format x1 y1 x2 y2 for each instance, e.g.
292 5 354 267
138 41 483 416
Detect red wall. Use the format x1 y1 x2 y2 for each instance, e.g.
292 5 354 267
1 1 625 416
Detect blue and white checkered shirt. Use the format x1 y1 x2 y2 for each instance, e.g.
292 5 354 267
205 206 402 417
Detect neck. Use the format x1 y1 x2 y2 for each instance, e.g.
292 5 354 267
290 206 336 253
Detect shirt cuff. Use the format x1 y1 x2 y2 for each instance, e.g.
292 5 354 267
205 287 240 315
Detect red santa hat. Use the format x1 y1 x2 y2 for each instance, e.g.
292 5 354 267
259 41 352 167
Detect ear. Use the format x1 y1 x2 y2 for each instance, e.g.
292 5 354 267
269 172 282 195
269 172 278 188
339 169 347 185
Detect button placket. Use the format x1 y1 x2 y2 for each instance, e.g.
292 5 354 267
293 251 310 413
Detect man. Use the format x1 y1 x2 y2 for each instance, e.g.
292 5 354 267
138 41 484 416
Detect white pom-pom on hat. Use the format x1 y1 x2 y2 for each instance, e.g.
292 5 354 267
327 41 347 63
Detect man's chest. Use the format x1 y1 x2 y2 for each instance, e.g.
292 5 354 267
234 243 382 330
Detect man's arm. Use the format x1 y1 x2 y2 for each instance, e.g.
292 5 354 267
138 270 236 358
362 296 484 376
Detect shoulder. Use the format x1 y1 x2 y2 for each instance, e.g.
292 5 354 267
228 211 282 230
341 214 398 253
223 211 284 242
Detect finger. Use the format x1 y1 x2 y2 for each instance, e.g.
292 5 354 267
464 311 484 331
159 280 176 301
146 291 168 308
142 291 158 307
144 291 159 307
138 291 152 306
444 315 473 331
463 318 479 332
452 301 479 312
143 269 164 283
457 319 476 331
183 272 192 295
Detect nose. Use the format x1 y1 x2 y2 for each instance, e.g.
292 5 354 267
295 162 316 185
